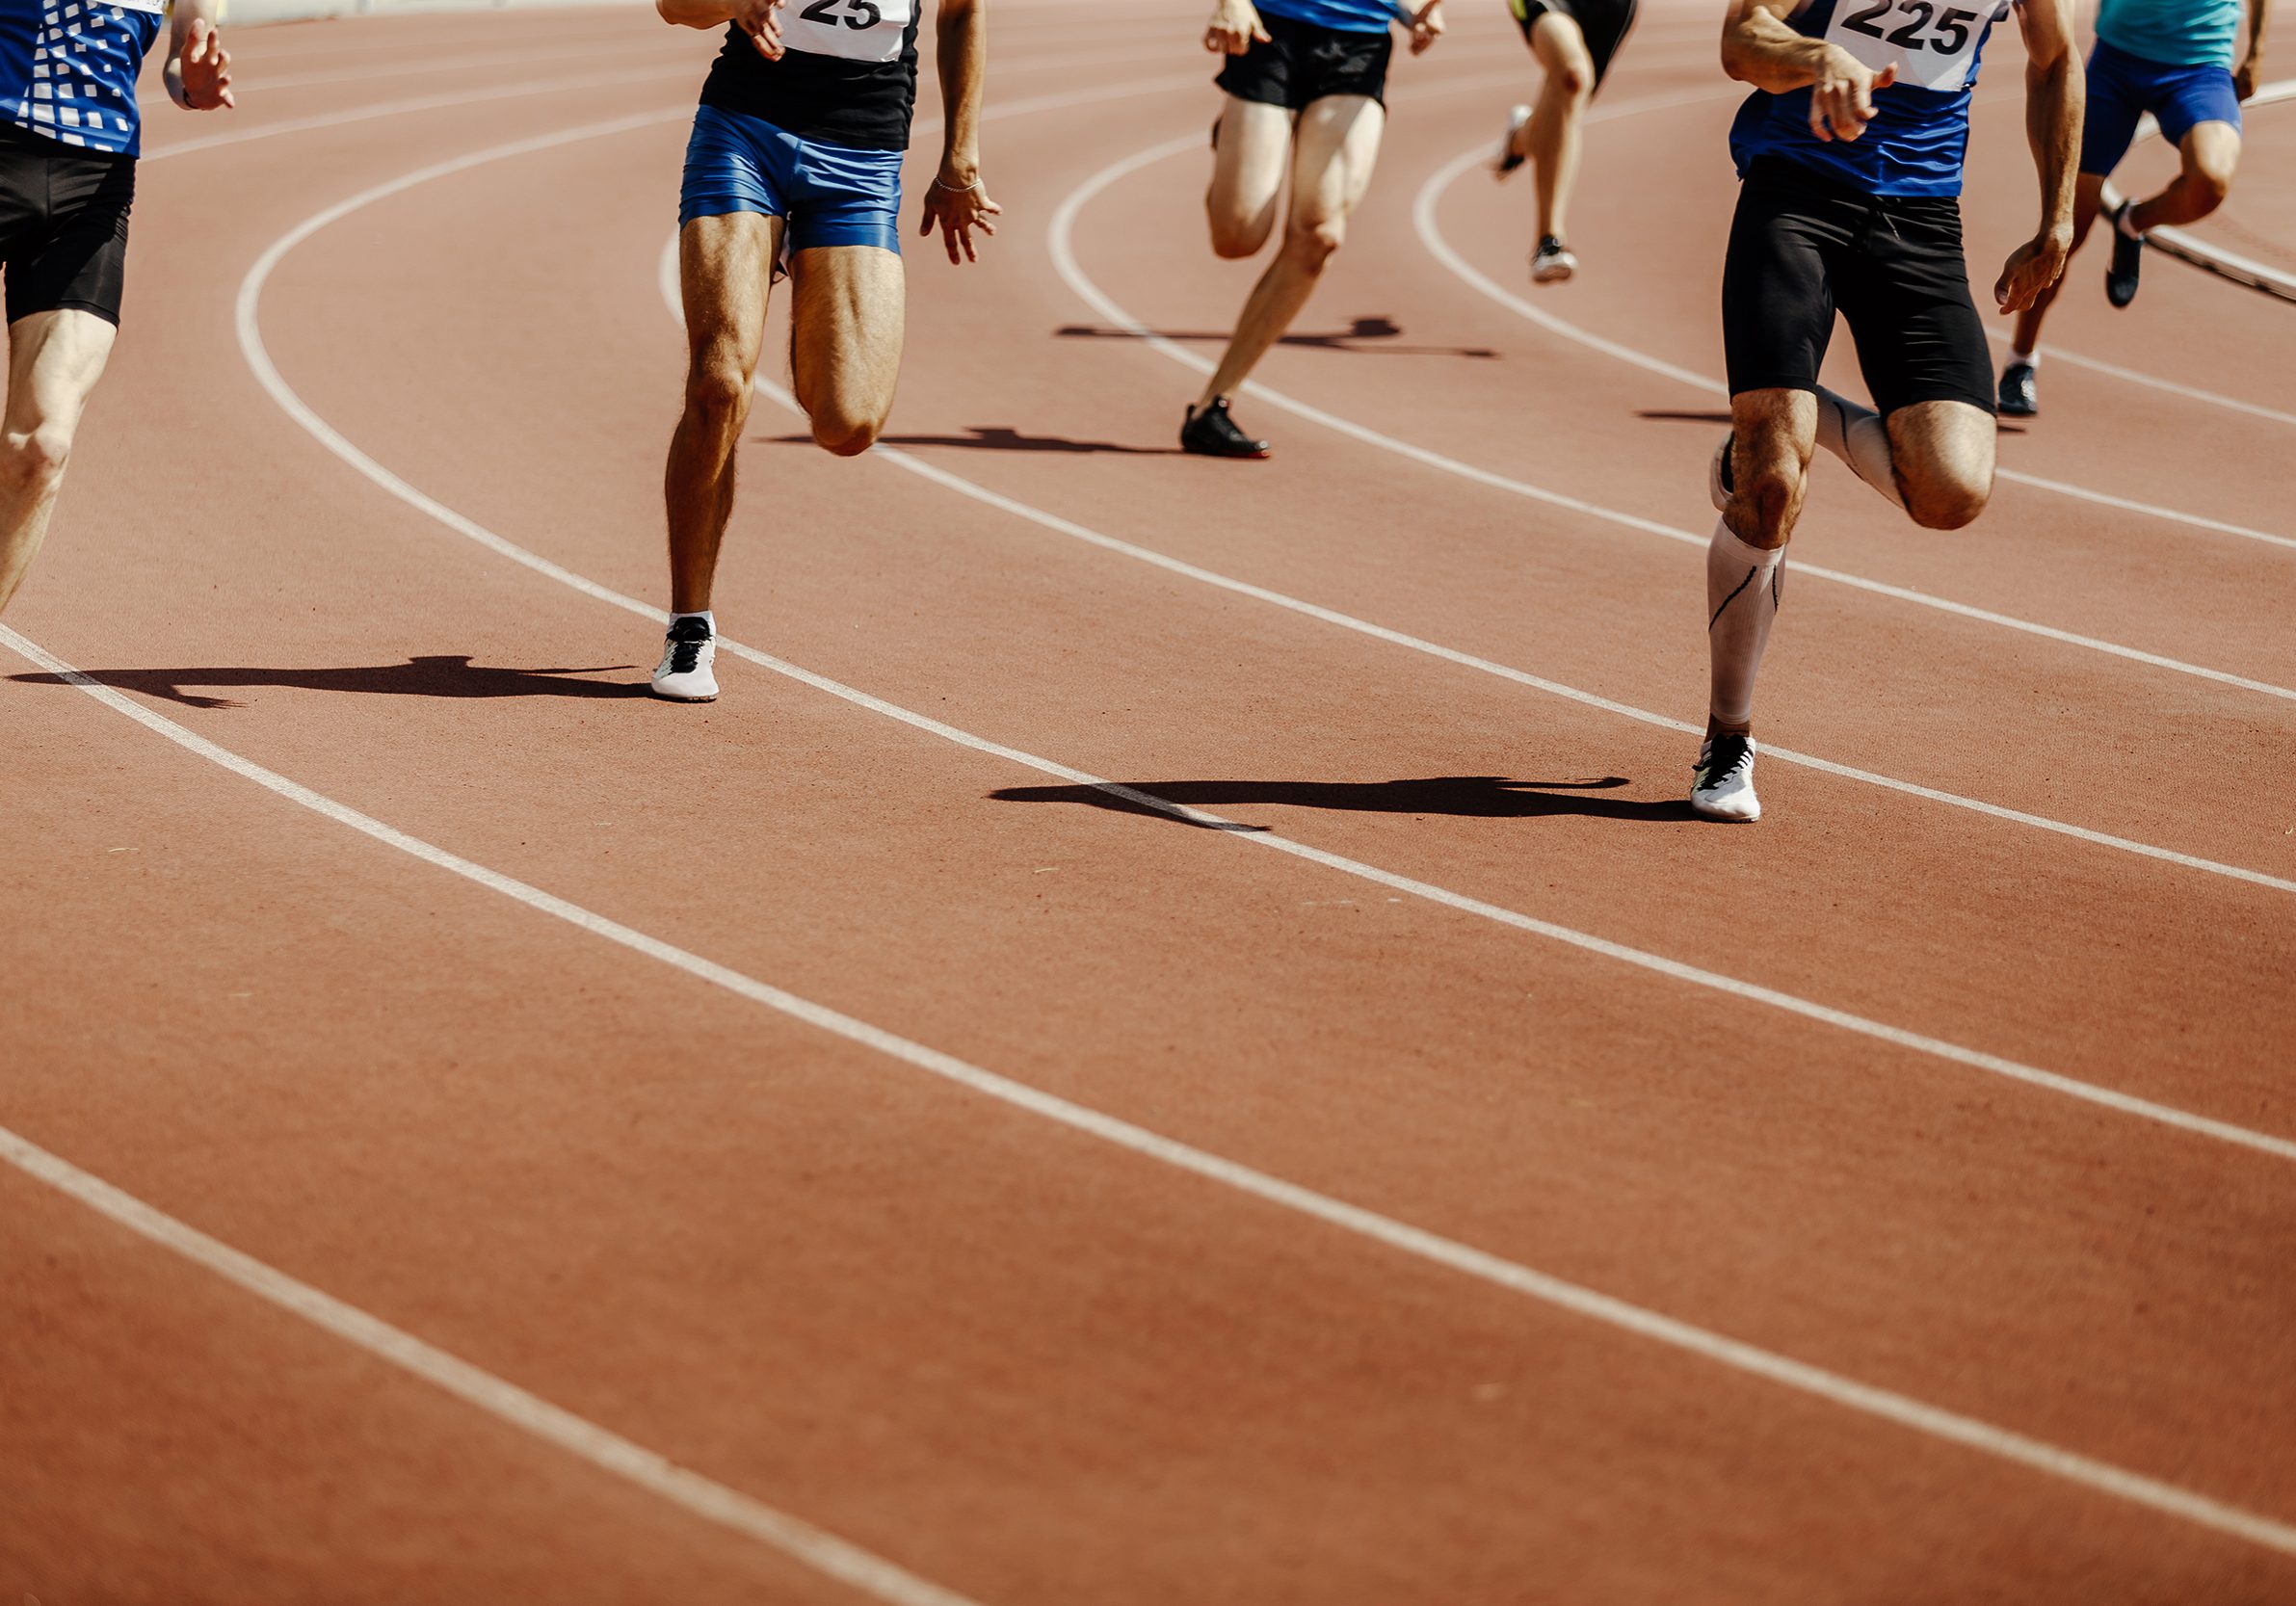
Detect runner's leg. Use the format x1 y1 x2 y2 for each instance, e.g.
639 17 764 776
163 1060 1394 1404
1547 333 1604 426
1524 10 1595 244
0 309 117 617
1883 400 1994 531
1206 94 1293 259
788 243 907 457
2008 171 2105 359
2128 119 2241 231
1195 93 1384 409
665 212 779 615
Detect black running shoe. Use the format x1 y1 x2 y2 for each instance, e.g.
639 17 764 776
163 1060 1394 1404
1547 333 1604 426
2106 202 2146 309
1181 397 1272 460
1998 360 2039 417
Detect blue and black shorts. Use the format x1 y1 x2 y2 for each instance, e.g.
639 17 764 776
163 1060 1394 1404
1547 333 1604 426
678 101 904 255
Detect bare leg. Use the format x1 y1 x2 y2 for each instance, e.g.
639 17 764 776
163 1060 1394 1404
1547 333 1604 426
1523 11 1595 243
665 212 779 615
0 309 118 618
2009 171 2106 356
1205 94 1292 260
1195 94 1386 410
1883 400 1994 531
787 244 907 457
2128 120 2241 232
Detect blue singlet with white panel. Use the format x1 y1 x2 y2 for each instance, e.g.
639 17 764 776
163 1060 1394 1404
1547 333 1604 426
1729 0 2020 197
1 0 163 157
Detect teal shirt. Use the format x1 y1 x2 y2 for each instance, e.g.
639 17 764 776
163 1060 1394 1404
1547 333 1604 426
2096 0 2244 69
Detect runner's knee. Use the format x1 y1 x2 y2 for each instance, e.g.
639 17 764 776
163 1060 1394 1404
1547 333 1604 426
1281 213 1345 271
683 358 752 432
1208 208 1273 259
1551 59 1593 100
0 424 72 495
1904 468 1991 531
811 404 885 458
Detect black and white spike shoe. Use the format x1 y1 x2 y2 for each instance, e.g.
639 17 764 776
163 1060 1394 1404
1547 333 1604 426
1690 731 1760 822
650 615 719 702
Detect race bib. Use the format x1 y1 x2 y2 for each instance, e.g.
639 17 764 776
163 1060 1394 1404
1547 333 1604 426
781 0 913 64
1822 0 2011 92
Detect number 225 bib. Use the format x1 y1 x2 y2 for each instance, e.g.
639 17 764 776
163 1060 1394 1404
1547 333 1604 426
781 0 915 64
1822 0 2013 93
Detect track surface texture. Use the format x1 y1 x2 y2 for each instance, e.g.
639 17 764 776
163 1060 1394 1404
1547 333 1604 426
5 3 2294 1602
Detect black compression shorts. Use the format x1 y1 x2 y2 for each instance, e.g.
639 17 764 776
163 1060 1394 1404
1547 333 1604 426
1510 0 1639 89
1217 13 1393 112
1721 156 1995 417
0 126 134 328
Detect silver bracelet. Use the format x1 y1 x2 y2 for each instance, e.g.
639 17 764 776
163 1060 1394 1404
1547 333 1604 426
930 174 986 194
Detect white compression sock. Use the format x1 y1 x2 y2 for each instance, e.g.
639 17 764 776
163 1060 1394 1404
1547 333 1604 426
1707 517 1786 731
2010 348 2040 369
1814 386 1905 509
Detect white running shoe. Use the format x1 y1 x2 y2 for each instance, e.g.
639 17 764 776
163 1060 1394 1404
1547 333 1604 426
1708 430 1735 513
1496 104 1531 177
650 616 719 702
1690 731 1760 822
1530 234 1577 283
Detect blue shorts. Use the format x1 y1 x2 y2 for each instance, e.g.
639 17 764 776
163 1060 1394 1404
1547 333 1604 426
678 102 904 254
2081 39 2243 176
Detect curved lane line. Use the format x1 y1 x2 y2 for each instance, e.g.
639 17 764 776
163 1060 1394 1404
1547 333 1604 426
1051 132 2296 697
1412 113 2296 543
237 109 2296 1161
9 622 2296 1565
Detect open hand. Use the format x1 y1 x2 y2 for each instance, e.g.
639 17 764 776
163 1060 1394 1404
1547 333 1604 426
1994 228 2071 313
1204 0 1269 56
737 0 788 61
1407 0 1443 56
920 171 1001 265
174 17 234 111
1808 49 1893 143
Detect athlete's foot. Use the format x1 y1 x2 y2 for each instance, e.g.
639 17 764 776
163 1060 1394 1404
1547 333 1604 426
1707 430 1735 513
1997 359 2039 417
1690 730 1760 822
1181 397 1272 460
1495 103 1531 177
1530 235 1576 283
2106 201 2146 309
650 614 719 702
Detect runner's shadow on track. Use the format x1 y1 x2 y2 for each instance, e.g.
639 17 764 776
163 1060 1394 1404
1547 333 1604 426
991 776 1693 828
11 656 644 710
759 425 1180 455
1056 316 1502 360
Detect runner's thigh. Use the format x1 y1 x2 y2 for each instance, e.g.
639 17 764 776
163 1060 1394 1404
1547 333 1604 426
1290 94 1386 225
678 211 780 381
788 243 907 423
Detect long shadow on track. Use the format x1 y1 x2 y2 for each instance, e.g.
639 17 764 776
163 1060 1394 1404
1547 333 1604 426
993 774 1695 826
11 656 643 708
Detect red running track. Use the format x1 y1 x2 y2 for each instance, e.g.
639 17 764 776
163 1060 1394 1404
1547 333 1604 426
4 3 2294 1601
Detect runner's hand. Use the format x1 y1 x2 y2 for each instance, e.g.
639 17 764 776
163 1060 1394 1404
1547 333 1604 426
1204 0 1269 55
1808 49 1893 143
174 17 234 111
737 0 788 61
1407 0 1443 56
1993 228 2071 313
2234 54 2259 101
921 171 1001 266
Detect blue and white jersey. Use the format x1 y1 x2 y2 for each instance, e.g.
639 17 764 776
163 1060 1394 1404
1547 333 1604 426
1 0 164 157
1254 0 1416 36
1730 0 2022 197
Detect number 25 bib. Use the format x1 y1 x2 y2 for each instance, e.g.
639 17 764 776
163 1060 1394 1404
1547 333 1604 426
782 0 915 64
1822 0 2012 92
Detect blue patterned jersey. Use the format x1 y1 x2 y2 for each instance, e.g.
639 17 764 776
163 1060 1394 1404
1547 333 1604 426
1254 0 1416 35
1729 0 2021 197
2 0 164 157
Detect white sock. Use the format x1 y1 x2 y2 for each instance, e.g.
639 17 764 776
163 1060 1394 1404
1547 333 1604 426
1814 386 1904 509
2010 347 2040 369
671 609 715 634
2118 204 2145 239
1707 517 1785 731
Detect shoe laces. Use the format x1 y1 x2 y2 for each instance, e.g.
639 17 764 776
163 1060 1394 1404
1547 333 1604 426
665 618 711 675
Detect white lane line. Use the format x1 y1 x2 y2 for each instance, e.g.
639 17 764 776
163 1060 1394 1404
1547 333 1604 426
0 1107 985 1606
234 105 2296 1161
9 620 2296 1563
1051 131 2296 698
1411 133 2296 549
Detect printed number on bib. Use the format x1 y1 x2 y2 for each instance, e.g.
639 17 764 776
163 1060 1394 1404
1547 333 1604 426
1825 0 2010 93
785 0 912 63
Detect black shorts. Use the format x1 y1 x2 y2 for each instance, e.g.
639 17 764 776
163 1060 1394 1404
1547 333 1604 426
1216 13 1392 112
0 125 135 328
1510 0 1638 89
1721 156 1994 417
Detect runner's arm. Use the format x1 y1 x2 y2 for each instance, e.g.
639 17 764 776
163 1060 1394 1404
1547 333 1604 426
920 0 1002 265
164 0 233 111
1995 0 2081 312
2236 0 2269 100
1401 1 1443 56
1721 0 1895 142
658 0 737 25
